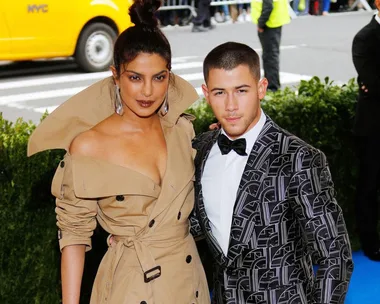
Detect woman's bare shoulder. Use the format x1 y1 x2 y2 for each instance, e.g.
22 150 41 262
69 129 102 157
69 115 118 156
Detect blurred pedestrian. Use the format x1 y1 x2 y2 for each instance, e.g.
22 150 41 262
293 0 310 15
251 0 290 91
352 0 380 262
322 0 331 15
192 0 213 32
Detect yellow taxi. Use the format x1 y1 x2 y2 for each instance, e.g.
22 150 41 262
0 1 133 72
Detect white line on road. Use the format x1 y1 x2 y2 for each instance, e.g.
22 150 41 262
0 71 312 105
0 87 87 104
0 62 203 91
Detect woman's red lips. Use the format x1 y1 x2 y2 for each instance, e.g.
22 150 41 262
137 100 155 107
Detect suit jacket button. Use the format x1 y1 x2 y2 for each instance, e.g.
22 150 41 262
186 255 192 263
116 195 124 201
140 302 147 304
149 219 155 228
60 161 65 168
195 291 199 298
177 211 181 220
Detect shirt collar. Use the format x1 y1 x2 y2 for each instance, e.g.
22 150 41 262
375 14 380 25
221 108 267 155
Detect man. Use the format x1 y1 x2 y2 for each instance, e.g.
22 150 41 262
191 42 353 303
352 0 380 262
250 0 290 91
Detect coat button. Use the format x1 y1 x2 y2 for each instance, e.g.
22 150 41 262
60 161 65 168
140 302 147 304
116 195 124 201
196 291 199 298
177 211 181 220
186 255 192 263
149 219 155 228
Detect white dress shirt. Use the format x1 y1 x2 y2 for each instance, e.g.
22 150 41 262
201 109 267 255
375 14 380 24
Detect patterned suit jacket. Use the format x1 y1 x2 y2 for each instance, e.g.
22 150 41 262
190 117 353 304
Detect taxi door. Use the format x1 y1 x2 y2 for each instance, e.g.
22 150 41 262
0 2 11 57
3 1 76 59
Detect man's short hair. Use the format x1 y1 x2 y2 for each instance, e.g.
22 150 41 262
203 42 261 83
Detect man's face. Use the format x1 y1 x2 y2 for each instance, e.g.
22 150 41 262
202 64 268 139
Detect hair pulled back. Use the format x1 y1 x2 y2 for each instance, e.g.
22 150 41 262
113 0 172 76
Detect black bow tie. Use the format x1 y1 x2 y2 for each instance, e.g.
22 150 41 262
217 134 247 156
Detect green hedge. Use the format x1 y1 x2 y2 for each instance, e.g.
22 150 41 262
0 77 360 303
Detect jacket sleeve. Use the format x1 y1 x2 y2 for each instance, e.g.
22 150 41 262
51 154 98 252
287 148 353 304
258 0 274 28
352 31 380 98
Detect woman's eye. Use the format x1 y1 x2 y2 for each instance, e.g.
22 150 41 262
129 75 140 81
155 75 166 81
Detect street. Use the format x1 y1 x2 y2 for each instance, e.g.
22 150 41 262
0 11 373 124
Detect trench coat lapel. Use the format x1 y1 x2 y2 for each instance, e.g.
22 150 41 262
148 121 195 220
226 118 280 264
70 154 161 199
27 74 199 156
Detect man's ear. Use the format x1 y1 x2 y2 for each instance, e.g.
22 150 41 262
258 78 268 100
202 84 210 104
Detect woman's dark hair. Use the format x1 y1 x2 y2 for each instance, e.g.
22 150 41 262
113 0 172 77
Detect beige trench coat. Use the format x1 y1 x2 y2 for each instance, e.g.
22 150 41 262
28 75 210 304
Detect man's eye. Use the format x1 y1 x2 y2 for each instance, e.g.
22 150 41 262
214 91 224 96
237 89 247 93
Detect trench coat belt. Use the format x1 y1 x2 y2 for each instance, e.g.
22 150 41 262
103 225 189 302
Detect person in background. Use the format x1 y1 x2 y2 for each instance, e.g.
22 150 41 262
322 0 331 15
250 0 290 91
293 0 310 15
352 0 380 262
192 0 213 32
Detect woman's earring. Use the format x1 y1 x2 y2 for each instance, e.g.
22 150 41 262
115 85 124 116
160 93 169 116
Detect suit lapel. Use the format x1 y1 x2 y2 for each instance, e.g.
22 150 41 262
194 131 228 263
226 118 280 263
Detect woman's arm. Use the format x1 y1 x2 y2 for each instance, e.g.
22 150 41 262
61 245 86 304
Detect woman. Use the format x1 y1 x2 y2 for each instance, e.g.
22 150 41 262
27 0 210 303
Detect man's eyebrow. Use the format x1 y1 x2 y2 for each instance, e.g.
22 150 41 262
124 70 168 77
235 84 251 89
210 84 251 92
210 87 225 92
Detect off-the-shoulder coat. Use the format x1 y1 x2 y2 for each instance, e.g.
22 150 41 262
28 75 210 304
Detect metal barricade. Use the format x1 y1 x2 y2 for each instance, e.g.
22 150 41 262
210 0 251 6
158 0 197 17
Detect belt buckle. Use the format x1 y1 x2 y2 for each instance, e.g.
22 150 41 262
144 265 161 283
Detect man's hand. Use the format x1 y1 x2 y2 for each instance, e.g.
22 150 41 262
209 122 221 130
361 83 369 93
258 27 265 33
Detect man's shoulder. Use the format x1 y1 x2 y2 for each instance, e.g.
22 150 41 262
271 121 324 164
354 18 377 42
192 130 218 150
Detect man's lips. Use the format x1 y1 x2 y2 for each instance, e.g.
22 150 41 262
225 117 241 123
